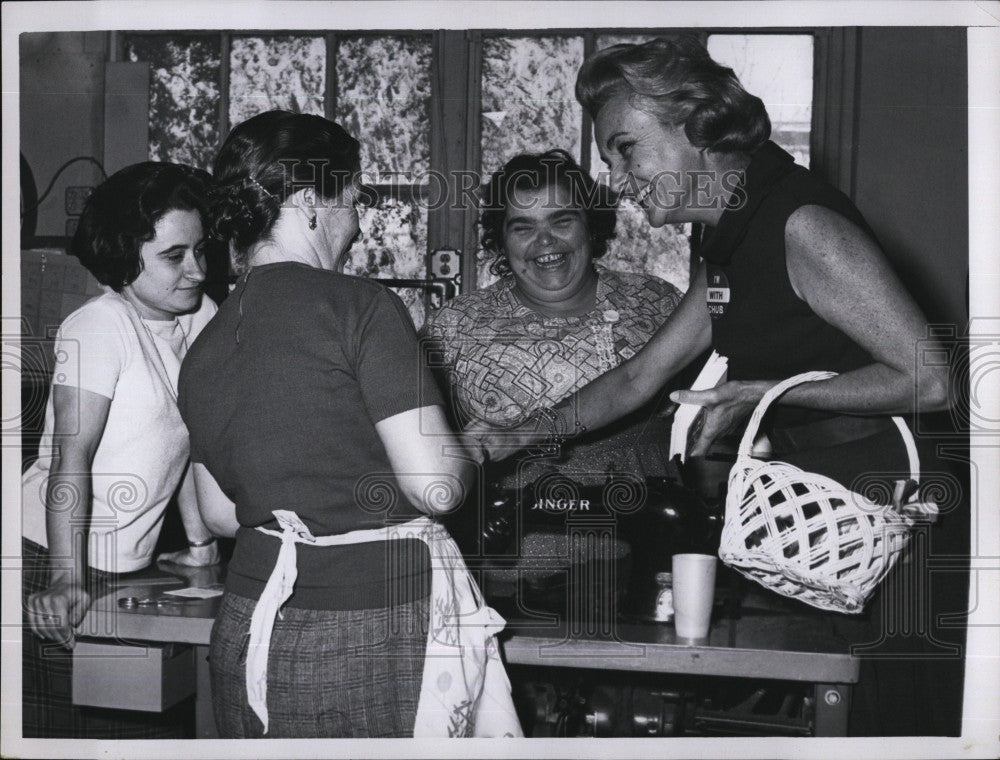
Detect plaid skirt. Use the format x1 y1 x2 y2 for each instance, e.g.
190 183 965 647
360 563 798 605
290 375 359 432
210 590 429 738
21 538 191 738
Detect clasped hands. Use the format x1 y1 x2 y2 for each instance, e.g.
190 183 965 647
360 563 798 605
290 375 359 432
464 380 773 461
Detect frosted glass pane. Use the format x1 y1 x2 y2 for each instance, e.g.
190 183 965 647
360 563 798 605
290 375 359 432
343 198 428 327
476 249 501 290
125 35 221 170
603 206 690 293
336 36 432 180
708 34 813 166
229 36 325 126
480 36 584 177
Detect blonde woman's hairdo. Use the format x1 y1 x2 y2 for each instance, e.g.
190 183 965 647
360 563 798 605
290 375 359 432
576 35 771 155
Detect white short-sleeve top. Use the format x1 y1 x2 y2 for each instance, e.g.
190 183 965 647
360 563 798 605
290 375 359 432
22 291 217 573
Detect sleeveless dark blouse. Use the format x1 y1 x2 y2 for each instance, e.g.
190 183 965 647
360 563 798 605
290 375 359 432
700 141 875 430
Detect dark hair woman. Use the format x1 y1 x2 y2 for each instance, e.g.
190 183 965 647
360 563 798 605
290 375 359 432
478 148 618 277
424 148 682 617
178 110 521 738
22 161 220 737
468 37 952 737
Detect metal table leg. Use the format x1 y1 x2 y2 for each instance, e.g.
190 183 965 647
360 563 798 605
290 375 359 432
194 645 217 738
813 683 850 736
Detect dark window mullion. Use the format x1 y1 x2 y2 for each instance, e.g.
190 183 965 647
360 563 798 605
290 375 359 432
218 32 231 149
463 30 484 294
580 32 596 174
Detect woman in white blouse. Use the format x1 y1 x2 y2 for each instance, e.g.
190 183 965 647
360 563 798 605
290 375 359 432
21 162 220 738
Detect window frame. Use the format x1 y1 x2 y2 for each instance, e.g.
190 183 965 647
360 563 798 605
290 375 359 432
114 27 854 308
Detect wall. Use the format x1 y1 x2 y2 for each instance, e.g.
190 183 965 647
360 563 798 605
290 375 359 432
20 32 107 239
852 27 968 327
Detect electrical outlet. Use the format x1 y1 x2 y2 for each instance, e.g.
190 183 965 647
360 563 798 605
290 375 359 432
65 217 79 238
430 248 461 279
65 186 94 216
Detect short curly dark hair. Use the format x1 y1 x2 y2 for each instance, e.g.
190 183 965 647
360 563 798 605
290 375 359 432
480 149 617 278
69 162 213 291
576 35 771 155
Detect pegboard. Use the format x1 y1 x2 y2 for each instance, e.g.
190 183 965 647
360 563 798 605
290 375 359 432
19 248 106 378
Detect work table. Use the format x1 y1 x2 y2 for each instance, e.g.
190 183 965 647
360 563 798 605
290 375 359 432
77 561 858 737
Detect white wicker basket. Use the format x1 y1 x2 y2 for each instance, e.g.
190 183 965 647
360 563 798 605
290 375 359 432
718 372 938 614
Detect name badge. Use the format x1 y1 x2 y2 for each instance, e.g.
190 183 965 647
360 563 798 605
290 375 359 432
706 272 730 318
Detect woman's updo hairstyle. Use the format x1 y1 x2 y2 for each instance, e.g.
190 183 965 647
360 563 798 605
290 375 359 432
480 149 617 278
576 36 771 155
211 110 362 270
70 161 212 291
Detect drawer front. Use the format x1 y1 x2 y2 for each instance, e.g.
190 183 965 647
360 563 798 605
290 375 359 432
72 640 196 712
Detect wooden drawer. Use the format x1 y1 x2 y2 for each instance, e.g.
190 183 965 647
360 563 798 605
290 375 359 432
72 640 196 712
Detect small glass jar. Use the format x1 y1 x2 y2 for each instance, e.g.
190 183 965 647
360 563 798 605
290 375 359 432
652 571 674 622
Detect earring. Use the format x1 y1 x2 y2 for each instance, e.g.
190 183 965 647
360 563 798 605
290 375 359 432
309 214 317 230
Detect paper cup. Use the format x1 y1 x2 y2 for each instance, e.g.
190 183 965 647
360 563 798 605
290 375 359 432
672 553 717 641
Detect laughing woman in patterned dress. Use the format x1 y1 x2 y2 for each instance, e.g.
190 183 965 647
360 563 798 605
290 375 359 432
424 149 682 491
423 150 682 604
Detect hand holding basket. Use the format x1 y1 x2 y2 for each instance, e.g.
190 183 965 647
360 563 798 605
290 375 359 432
718 372 938 614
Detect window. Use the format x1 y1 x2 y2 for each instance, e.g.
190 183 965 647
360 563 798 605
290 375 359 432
228 36 326 124
123 30 817 323
707 34 814 167
125 35 221 170
334 35 433 325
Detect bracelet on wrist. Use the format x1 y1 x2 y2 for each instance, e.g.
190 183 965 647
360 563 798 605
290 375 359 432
535 404 587 448
532 406 565 453
188 537 216 548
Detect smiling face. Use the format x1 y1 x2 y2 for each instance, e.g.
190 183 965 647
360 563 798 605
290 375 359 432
502 182 598 315
120 209 206 320
595 93 709 228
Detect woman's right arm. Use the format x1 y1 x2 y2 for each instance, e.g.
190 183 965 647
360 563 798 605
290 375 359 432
191 463 239 538
472 261 713 459
375 405 479 515
25 385 110 648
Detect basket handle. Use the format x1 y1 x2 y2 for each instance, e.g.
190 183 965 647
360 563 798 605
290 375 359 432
735 371 921 483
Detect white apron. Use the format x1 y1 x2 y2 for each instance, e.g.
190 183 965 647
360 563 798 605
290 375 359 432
244 510 523 737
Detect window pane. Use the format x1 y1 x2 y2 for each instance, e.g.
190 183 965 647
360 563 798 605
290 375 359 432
707 34 813 166
125 35 221 170
603 206 691 293
343 198 428 327
476 249 501 290
336 36 432 181
588 36 693 294
480 36 584 177
229 36 325 126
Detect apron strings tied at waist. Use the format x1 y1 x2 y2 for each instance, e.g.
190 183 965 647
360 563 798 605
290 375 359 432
244 509 522 737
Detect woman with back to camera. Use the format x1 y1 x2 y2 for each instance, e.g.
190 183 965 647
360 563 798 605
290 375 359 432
178 110 521 738
468 37 951 736
21 162 220 737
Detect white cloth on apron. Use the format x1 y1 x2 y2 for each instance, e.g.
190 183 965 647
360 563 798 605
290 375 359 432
245 510 523 737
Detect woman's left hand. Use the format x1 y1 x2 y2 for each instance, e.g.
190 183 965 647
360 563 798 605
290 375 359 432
670 380 773 456
464 416 549 462
156 541 221 568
